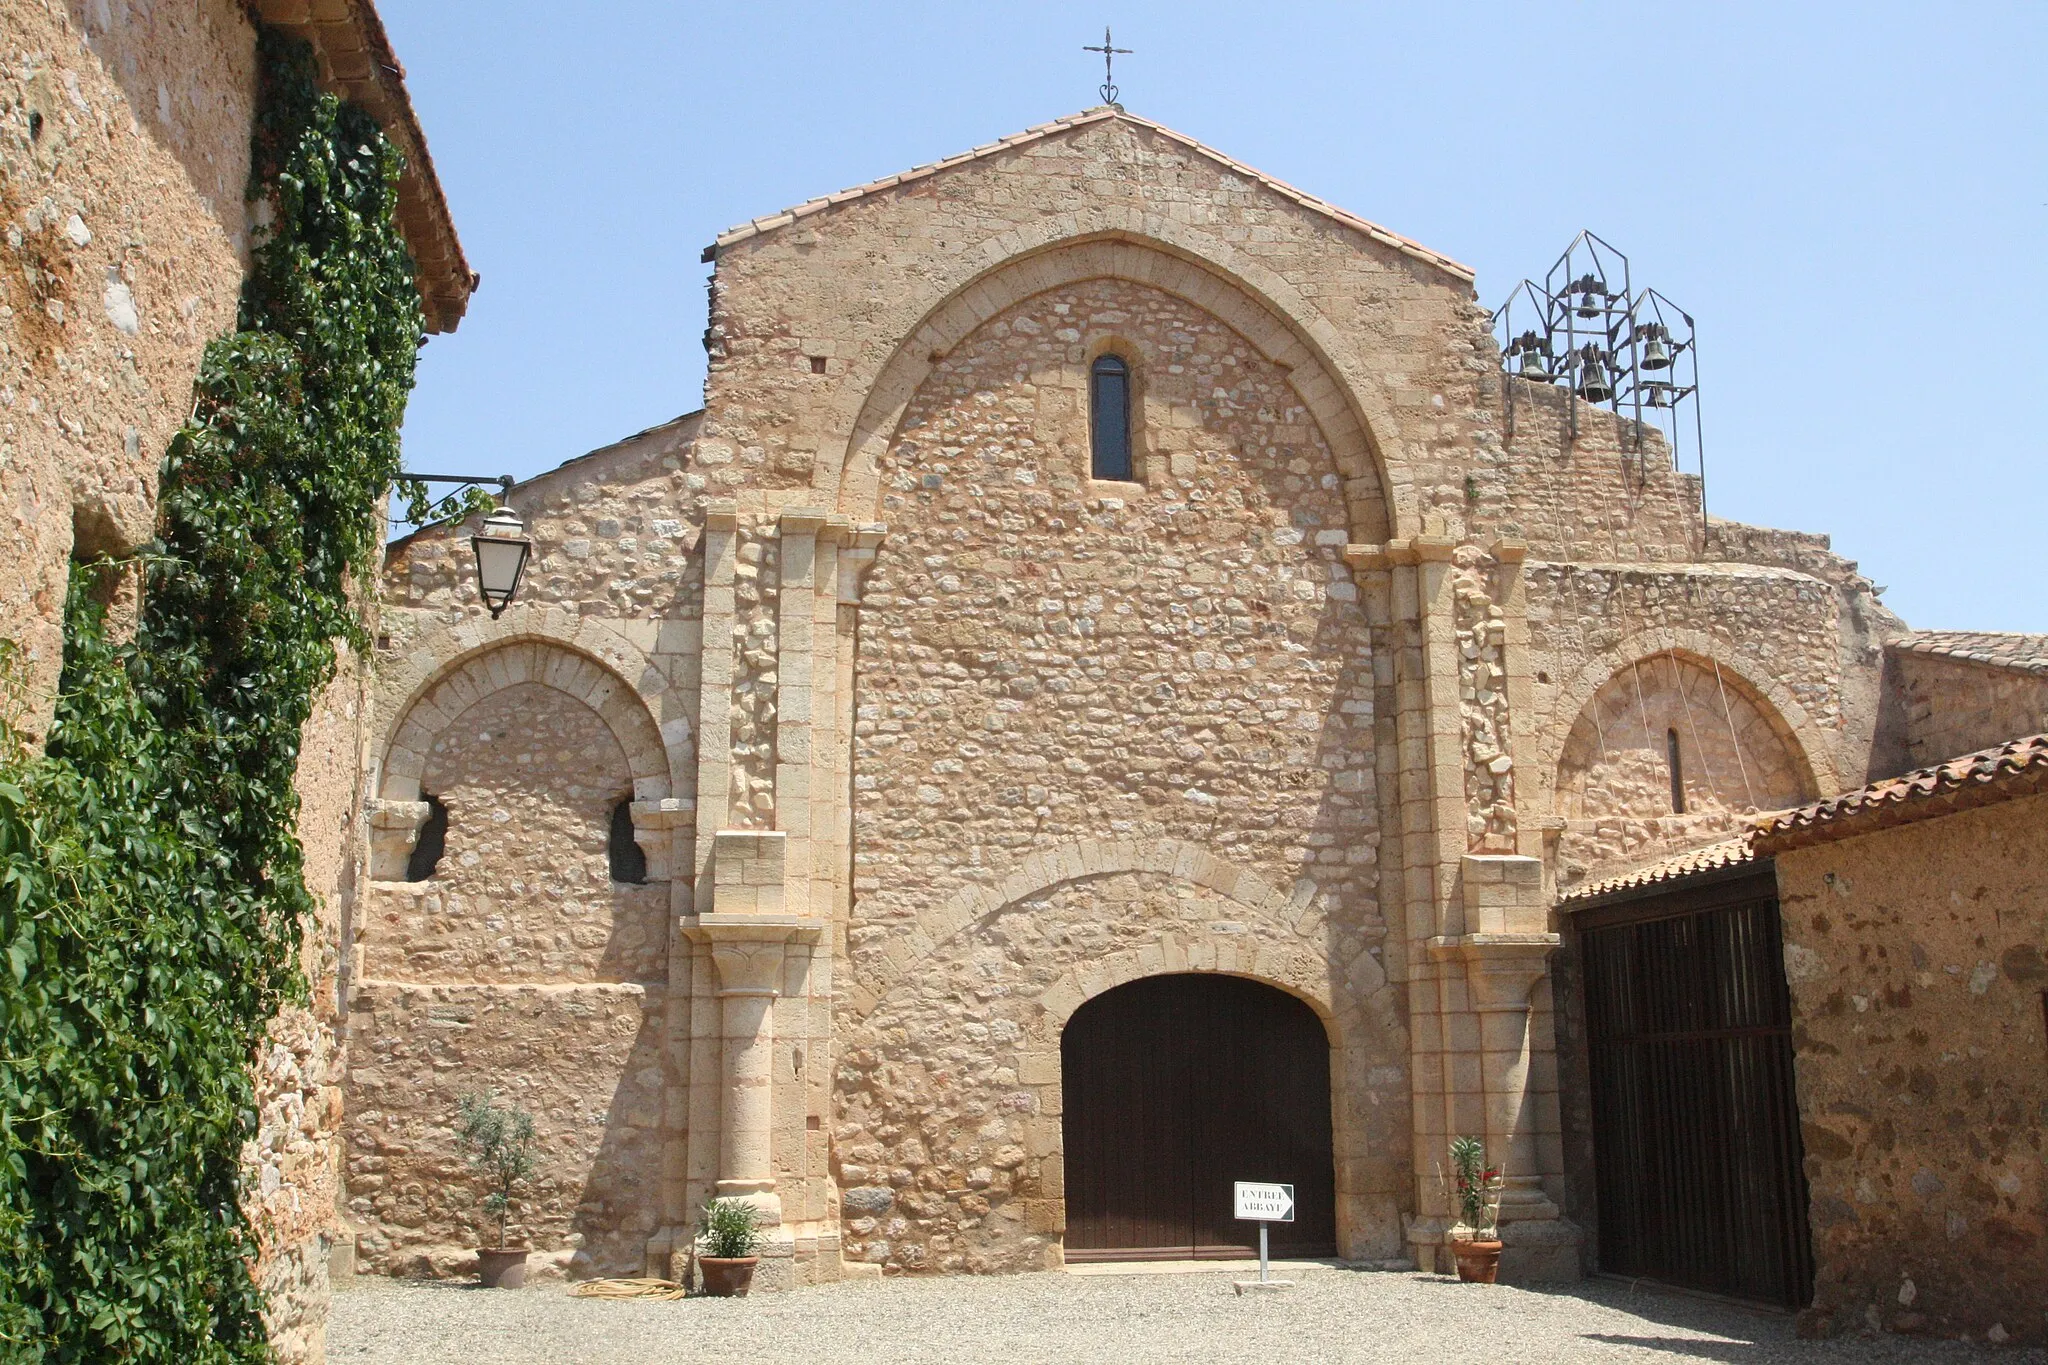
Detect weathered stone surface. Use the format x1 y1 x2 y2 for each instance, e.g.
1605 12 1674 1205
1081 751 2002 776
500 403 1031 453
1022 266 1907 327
1775 794 2048 1345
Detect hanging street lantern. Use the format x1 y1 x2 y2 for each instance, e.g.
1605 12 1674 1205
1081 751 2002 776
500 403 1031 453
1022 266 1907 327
471 503 533 618
399 472 533 618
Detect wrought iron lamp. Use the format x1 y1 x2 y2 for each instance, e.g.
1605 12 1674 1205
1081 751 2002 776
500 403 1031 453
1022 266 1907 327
399 472 532 618
470 504 532 618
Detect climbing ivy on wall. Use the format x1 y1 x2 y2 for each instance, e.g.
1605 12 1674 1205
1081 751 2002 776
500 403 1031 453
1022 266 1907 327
0 30 419 1361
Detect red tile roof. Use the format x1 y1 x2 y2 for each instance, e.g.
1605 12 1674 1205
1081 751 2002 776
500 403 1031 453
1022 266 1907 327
1887 631 2048 677
1556 836 1758 905
705 107 1474 281
1752 733 2048 853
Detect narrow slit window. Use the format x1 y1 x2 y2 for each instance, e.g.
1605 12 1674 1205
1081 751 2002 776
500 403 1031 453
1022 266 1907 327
1666 729 1686 813
609 797 647 885
1090 354 1132 481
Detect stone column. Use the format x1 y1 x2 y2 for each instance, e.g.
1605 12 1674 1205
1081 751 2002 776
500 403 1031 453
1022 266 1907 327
1431 852 1581 1279
685 831 822 1221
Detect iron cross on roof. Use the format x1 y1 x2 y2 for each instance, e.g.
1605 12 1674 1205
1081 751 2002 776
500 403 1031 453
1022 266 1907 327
1083 27 1132 107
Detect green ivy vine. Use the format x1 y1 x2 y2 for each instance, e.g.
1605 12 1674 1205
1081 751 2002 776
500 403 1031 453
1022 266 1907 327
0 30 420 1361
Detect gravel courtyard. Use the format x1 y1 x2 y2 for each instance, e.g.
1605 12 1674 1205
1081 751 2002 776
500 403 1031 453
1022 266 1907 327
328 1266 2044 1365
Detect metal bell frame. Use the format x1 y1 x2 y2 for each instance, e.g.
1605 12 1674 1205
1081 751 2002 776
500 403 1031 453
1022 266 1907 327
1490 232 1708 542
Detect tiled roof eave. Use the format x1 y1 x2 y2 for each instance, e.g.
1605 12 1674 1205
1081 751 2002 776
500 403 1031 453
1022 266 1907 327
1752 733 2048 853
254 0 475 333
1886 632 2048 677
703 108 1474 282
1555 836 1760 907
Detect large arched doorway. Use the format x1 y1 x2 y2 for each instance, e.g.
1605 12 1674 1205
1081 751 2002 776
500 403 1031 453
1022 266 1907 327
1061 973 1335 1261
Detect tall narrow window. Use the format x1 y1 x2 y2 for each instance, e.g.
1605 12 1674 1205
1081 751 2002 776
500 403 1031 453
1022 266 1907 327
609 797 647 884
1666 729 1686 813
1090 354 1132 481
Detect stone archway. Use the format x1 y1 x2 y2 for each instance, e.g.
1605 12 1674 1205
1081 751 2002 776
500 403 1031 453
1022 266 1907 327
823 222 1413 544
368 635 686 883
1535 629 1839 809
1541 642 1829 892
377 637 673 805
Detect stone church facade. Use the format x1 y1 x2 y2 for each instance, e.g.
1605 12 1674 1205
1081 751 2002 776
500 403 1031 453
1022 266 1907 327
350 108 1917 1288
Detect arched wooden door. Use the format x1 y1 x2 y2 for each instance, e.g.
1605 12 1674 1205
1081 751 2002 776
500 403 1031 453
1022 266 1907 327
1061 973 1336 1260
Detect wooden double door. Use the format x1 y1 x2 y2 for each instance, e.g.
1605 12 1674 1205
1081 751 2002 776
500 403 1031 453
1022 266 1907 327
1061 973 1336 1260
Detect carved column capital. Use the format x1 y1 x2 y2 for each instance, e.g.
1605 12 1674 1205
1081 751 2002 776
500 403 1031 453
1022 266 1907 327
1429 933 1559 1011
684 914 824 997
364 798 430 881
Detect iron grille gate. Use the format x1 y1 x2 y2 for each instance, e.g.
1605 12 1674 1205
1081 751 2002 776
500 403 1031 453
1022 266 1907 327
1577 869 1815 1308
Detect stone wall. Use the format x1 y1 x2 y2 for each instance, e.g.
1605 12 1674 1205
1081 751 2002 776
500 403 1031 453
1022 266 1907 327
1890 652 2048 772
345 668 670 1275
1525 558 1877 896
1 0 255 737
1552 651 1810 890
359 418 706 1282
836 275 1404 1270
1775 793 2048 1344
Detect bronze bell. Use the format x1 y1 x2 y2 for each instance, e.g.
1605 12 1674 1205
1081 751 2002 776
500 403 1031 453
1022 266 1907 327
1575 275 1608 318
1641 379 1672 409
1640 325 1672 370
1575 347 1613 403
1515 332 1554 382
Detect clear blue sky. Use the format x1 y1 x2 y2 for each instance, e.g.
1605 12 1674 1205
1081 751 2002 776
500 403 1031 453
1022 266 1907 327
379 1 2046 633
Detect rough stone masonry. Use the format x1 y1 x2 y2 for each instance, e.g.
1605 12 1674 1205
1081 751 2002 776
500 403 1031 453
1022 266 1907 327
358 106 2019 1317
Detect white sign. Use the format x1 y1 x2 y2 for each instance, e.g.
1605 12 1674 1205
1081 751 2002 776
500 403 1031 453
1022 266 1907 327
1233 1181 1295 1223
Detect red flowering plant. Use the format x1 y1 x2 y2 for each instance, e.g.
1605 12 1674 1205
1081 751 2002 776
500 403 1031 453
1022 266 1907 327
1447 1135 1504 1240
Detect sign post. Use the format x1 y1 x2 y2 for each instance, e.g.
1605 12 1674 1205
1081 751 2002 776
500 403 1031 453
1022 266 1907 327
1231 1181 1296 1295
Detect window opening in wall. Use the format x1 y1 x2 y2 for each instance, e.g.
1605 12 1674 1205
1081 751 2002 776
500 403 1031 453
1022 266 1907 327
809 355 826 374
405 794 448 882
609 797 647 885
1090 353 1132 481
1666 728 1686 813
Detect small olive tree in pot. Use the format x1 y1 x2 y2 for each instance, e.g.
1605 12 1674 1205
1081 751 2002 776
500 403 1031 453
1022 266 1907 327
1446 1135 1504 1283
696 1198 766 1297
456 1091 539 1288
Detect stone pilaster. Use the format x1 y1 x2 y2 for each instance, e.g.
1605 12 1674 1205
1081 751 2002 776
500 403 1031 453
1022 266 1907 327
1353 535 1579 1282
774 508 825 917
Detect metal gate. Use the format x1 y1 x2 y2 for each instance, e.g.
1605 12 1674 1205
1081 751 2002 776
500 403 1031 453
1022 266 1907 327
1577 869 1815 1308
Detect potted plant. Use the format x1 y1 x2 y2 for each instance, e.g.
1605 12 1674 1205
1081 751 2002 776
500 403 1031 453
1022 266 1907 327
696 1197 765 1297
456 1091 539 1288
1446 1134 1504 1284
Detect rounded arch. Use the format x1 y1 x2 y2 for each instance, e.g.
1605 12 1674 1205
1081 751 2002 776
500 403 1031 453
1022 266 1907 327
1536 631 1840 811
1027 939 1337 1048
818 221 1414 543
852 837 1321 1021
377 633 676 805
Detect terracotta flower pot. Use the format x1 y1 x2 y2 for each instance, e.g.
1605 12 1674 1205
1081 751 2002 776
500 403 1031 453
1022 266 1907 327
697 1255 759 1297
476 1247 531 1289
1451 1238 1502 1284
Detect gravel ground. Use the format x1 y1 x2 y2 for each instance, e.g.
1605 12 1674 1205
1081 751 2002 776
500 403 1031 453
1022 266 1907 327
328 1267 2045 1365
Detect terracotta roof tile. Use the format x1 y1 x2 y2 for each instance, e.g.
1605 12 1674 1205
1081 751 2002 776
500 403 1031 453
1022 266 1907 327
1556 836 1758 905
1752 733 2048 853
1886 631 2048 676
705 108 1473 281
